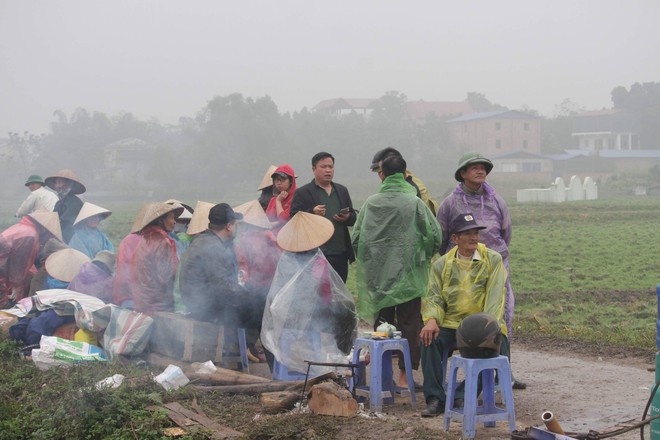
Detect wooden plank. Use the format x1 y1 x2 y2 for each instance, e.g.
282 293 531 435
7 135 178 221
163 402 242 439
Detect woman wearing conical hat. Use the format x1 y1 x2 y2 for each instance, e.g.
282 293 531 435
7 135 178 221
69 202 114 259
68 250 116 303
116 202 182 314
257 165 277 211
45 169 86 243
0 211 63 308
260 212 357 374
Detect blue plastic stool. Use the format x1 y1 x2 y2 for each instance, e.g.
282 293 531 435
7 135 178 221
222 327 249 373
237 328 249 374
351 338 416 412
443 354 516 439
272 330 322 381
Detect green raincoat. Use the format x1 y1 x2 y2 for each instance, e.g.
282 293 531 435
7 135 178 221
352 173 442 323
421 242 508 336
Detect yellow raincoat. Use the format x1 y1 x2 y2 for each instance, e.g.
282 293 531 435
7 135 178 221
422 242 507 336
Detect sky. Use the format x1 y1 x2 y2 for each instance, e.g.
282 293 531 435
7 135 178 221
1 0 659 136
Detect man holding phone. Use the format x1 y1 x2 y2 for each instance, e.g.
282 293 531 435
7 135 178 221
290 152 356 282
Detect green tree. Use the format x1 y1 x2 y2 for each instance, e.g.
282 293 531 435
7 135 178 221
611 82 660 149
466 92 508 112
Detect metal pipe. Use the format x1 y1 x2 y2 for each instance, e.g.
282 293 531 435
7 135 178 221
542 411 565 435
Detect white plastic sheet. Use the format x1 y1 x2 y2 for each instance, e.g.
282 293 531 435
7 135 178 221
261 249 357 376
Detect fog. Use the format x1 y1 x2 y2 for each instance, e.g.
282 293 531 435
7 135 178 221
2 0 658 135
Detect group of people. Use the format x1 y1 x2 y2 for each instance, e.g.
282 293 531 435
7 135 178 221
2 148 524 416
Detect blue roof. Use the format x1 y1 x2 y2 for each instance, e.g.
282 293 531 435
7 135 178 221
598 150 660 158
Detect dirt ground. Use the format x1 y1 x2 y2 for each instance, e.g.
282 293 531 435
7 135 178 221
246 335 656 439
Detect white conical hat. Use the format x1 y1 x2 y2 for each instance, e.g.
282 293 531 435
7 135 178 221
233 200 276 230
130 202 184 233
45 169 86 194
163 199 193 221
257 165 278 190
27 211 63 241
74 202 112 226
45 248 91 282
276 211 334 252
186 201 215 235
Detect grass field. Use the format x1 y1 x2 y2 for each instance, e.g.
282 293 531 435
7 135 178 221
2 196 659 350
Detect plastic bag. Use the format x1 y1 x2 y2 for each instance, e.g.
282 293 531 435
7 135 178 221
32 335 106 371
154 364 189 390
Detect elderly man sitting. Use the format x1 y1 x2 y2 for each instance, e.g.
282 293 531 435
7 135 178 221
419 212 509 417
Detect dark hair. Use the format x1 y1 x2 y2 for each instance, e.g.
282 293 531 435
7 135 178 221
381 155 407 177
370 147 403 170
312 152 334 167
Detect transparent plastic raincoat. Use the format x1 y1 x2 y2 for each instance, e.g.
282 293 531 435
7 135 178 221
352 173 442 323
260 249 357 375
130 225 178 315
421 243 507 336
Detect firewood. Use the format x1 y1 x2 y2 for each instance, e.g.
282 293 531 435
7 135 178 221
259 391 300 413
307 381 357 417
146 352 269 385
192 381 301 394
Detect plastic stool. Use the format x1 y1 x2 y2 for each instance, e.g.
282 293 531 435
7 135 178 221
222 327 249 373
441 347 451 390
443 354 516 439
351 338 416 412
272 358 308 380
237 328 249 373
272 330 322 381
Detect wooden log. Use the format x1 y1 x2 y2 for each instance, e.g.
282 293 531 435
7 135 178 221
259 391 300 414
191 381 301 394
146 352 269 385
307 381 357 417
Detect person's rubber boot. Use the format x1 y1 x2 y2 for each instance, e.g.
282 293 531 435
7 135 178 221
511 372 527 390
421 397 444 417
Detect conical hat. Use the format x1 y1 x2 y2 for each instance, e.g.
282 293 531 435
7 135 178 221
233 200 276 230
93 250 117 272
130 202 184 233
163 199 193 221
74 202 112 226
186 201 215 235
277 212 334 252
26 211 63 241
45 169 86 194
45 248 91 282
257 165 278 190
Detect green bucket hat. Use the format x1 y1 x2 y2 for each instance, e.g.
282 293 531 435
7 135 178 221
455 152 493 182
25 175 45 186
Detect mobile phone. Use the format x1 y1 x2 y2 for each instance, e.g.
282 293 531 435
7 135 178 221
339 207 350 214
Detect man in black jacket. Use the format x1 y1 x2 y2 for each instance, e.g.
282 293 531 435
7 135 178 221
290 152 356 282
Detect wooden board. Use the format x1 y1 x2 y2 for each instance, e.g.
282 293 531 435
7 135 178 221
148 312 226 363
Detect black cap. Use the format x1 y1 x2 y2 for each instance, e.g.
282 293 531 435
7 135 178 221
271 171 289 179
208 203 243 226
450 213 486 235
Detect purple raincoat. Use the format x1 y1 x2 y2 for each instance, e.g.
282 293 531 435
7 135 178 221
437 181 514 335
